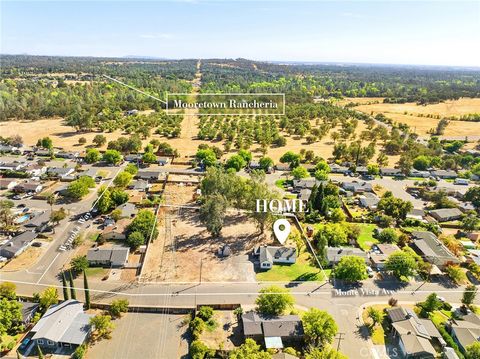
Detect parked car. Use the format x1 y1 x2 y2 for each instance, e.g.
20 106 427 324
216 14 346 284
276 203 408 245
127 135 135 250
19 338 31 350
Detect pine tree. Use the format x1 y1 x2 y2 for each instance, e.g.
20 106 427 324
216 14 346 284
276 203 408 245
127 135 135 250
83 270 90 310
62 271 69 300
69 270 77 300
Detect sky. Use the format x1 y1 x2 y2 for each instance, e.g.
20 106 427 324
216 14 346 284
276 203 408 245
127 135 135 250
1 0 479 66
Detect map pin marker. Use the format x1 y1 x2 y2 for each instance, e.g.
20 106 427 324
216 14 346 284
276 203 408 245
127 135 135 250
273 218 291 245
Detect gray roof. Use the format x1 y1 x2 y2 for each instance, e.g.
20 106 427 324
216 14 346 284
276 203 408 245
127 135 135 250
117 202 138 218
0 231 37 258
136 170 160 179
429 208 462 221
451 314 480 350
31 300 92 345
47 167 74 176
293 179 326 189
24 211 50 227
326 247 367 263
411 231 459 263
380 168 402 175
130 179 149 190
87 246 130 266
341 181 373 192
241 312 304 338
259 246 296 264
431 170 457 178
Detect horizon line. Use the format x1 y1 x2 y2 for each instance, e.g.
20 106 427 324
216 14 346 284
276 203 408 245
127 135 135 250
1 53 479 70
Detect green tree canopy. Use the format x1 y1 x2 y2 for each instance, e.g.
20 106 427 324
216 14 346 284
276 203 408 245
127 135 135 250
333 255 368 282
302 308 338 347
255 286 294 316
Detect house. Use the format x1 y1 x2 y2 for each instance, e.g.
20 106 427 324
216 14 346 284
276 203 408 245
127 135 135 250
369 243 400 270
431 170 457 179
101 219 130 241
30 300 92 349
0 161 26 171
326 247 368 265
293 179 326 190
454 178 469 185
387 307 444 359
56 151 79 159
341 181 373 193
77 168 98 179
410 231 460 269
359 192 380 210
450 313 480 354
253 246 297 270
47 167 75 178
25 163 47 177
356 166 369 174
457 202 475 213
129 179 149 192
14 181 43 193
136 170 161 182
0 144 17 153
410 169 430 178
329 163 349 174
380 168 402 177
407 208 426 221
116 202 138 219
24 211 51 232
429 208 463 222
242 311 304 349
87 246 130 267
35 149 53 157
125 154 142 163
275 163 291 171
466 232 480 242
0 231 38 259
0 178 18 190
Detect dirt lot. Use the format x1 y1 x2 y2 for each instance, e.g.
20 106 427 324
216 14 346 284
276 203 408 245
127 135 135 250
352 97 480 137
0 246 45 271
200 311 242 350
141 210 266 282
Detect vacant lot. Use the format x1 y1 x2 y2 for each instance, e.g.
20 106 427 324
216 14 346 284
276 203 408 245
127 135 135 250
86 312 189 359
353 98 480 137
0 246 45 271
142 210 264 282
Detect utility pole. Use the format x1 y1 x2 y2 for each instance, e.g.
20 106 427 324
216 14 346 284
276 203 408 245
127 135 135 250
335 332 345 352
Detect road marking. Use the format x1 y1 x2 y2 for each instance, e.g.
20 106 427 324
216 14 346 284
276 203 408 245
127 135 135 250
36 253 60 284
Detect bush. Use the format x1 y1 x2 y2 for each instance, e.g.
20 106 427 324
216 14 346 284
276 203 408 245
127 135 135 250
72 343 87 359
197 306 214 322
189 317 205 339
109 299 129 318
190 340 215 359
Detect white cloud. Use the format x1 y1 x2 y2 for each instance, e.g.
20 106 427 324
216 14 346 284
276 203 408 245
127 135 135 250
139 33 173 39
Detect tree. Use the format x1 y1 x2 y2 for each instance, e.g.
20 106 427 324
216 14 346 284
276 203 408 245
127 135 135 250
246 174 278 234
39 287 58 311
90 314 115 339
97 187 113 214
109 299 129 318
225 154 246 172
69 271 77 300
314 223 348 247
305 346 348 359
228 338 271 359
292 166 309 179
413 155 431 171
36 137 53 150
421 293 443 313
0 298 23 335
61 272 69 301
127 210 158 241
445 265 467 284
377 228 399 244
280 151 301 169
367 163 380 175
377 191 413 221
255 286 294 316
72 344 87 359
0 282 16 299
93 134 107 147
333 256 368 282
200 194 227 237
302 308 338 347
85 148 101 163
78 137 87 145
102 149 123 165
83 271 90 310
466 342 480 359
37 344 44 359
142 151 157 164
190 340 215 359
50 208 67 229
124 163 139 175
385 251 418 280
127 231 145 249
464 186 480 209
462 285 477 307
113 171 133 188
367 307 384 327
66 180 90 200
70 255 89 273
462 213 480 232
196 149 217 168
259 157 273 171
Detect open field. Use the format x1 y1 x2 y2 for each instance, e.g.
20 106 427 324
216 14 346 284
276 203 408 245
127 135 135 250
352 97 480 137
142 210 264 282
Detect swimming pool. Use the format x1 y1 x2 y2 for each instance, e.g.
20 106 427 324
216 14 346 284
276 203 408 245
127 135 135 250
15 214 30 224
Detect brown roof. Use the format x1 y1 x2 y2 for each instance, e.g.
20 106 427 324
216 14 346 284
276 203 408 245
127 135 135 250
102 219 130 235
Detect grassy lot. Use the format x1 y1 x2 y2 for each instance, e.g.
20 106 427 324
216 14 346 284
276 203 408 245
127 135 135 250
85 267 109 278
0 333 21 352
256 249 329 282
357 223 378 251
275 179 292 189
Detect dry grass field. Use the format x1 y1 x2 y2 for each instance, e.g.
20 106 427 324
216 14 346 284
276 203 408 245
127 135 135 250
352 97 480 137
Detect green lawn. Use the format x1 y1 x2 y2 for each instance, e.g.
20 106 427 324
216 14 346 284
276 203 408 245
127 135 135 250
357 223 378 251
85 267 109 277
275 179 288 189
256 249 329 282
